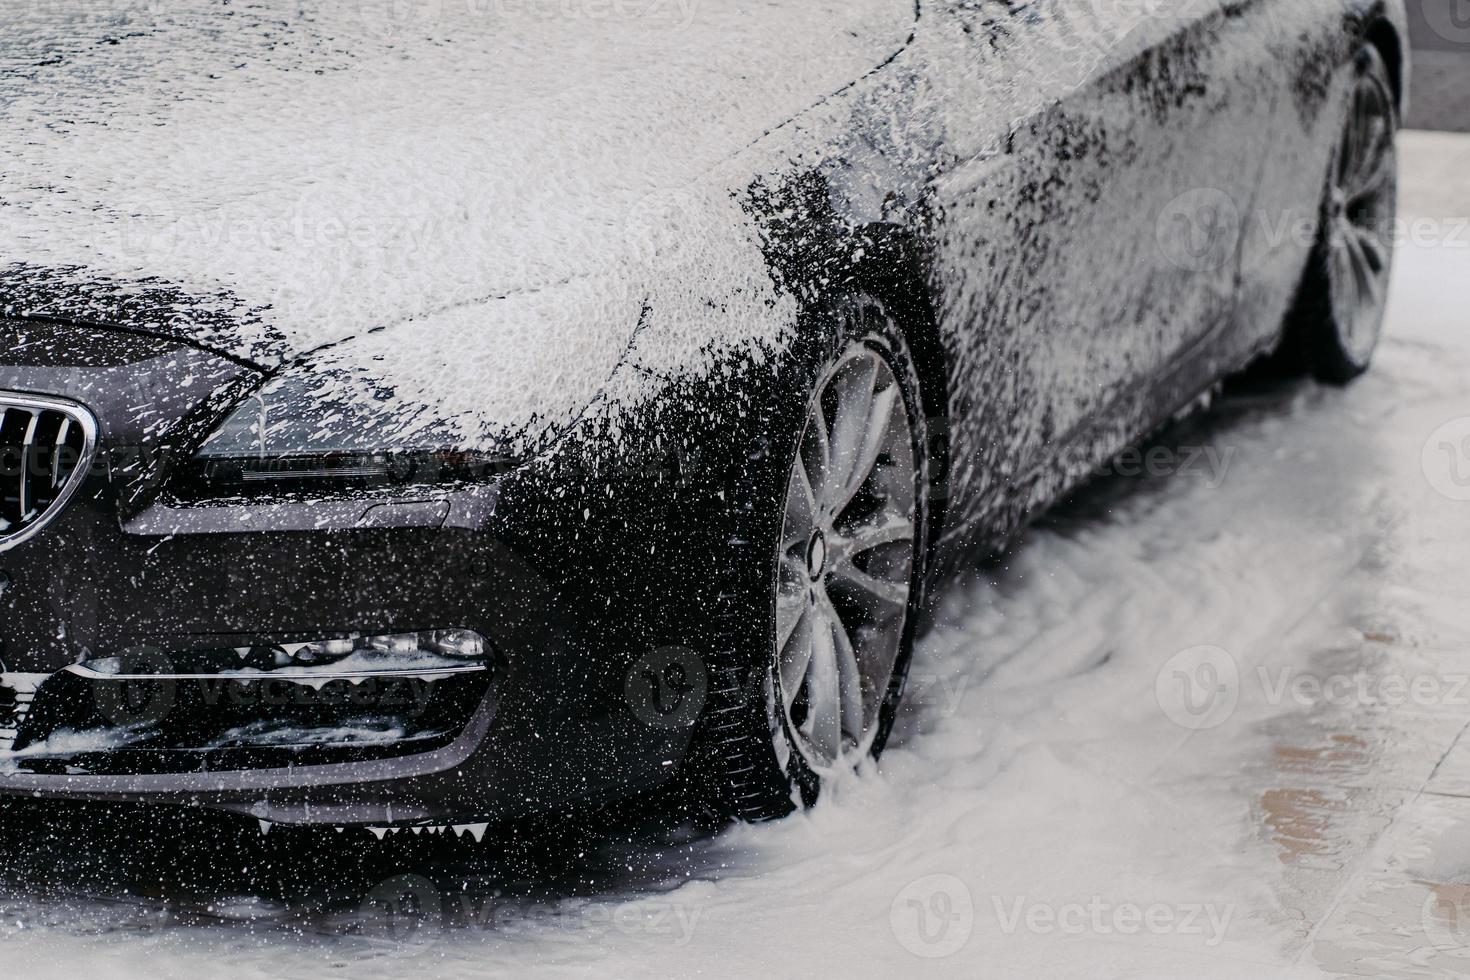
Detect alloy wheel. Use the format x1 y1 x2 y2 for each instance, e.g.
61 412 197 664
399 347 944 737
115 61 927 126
771 341 918 777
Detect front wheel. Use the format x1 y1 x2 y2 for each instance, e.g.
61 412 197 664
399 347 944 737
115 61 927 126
697 295 932 822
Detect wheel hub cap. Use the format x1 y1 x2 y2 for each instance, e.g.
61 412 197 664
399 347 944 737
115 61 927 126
805 531 827 581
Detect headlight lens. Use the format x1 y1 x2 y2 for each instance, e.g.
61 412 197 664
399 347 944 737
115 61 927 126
176 370 514 499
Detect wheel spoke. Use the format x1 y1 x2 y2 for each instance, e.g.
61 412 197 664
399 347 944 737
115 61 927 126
1354 225 1388 276
782 462 818 549
1329 238 1358 319
1350 132 1394 202
1355 90 1379 176
820 593 866 740
829 560 910 611
802 610 842 762
777 565 806 610
843 384 902 515
1350 232 1384 308
826 354 878 503
1338 94 1362 185
801 406 832 515
839 516 913 559
1349 103 1375 187
778 552 807 600
778 605 814 710
1330 228 1380 357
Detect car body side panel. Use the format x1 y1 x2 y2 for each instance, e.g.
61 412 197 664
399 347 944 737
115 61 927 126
1098 0 1280 379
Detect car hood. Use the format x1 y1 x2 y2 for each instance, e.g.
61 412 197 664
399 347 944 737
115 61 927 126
0 0 914 371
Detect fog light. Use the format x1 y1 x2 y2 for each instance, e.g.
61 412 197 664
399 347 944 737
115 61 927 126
290 629 489 665
423 629 485 659
292 636 358 663
366 634 422 656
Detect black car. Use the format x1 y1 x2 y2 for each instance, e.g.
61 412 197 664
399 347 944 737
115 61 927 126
0 0 1404 833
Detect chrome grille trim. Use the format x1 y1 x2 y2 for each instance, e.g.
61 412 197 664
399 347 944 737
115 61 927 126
0 674 45 753
0 392 98 552
19 408 40 519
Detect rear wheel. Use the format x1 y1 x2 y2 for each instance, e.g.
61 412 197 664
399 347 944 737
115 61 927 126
698 296 931 821
1288 43 1399 384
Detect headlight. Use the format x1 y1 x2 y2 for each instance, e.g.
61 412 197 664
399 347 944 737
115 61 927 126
175 368 515 499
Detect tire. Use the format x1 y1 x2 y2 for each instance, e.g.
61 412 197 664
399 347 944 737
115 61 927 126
695 294 933 822
1284 43 1399 385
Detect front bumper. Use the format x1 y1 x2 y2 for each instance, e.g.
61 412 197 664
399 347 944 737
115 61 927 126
0 468 690 825
0 321 712 828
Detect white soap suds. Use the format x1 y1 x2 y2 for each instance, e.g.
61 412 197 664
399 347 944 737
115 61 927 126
0 1 915 451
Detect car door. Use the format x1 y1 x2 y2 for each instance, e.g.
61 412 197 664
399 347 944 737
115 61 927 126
924 0 1160 546
1082 0 1289 392
923 0 1275 548
1010 0 1282 403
